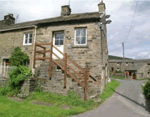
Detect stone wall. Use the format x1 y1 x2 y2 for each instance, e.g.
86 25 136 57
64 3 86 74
0 21 108 97
35 22 103 79
0 28 34 69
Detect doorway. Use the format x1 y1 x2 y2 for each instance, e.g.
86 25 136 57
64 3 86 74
53 32 64 59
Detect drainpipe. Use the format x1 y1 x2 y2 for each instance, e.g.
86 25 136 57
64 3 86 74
32 25 37 75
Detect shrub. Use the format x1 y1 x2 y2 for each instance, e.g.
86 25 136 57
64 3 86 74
143 81 150 99
115 70 122 73
9 47 29 67
8 66 32 90
0 87 11 95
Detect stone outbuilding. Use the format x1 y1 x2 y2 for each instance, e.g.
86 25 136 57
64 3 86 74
0 1 111 100
109 56 150 79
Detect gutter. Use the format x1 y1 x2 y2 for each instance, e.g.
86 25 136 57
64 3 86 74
0 25 35 32
32 25 37 75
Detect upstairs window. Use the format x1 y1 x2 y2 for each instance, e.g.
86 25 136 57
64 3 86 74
117 63 120 66
23 33 32 45
75 28 87 45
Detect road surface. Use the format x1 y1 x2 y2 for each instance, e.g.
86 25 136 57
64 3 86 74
71 79 150 117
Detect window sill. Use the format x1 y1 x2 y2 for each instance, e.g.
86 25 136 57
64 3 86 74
72 45 89 48
23 44 32 46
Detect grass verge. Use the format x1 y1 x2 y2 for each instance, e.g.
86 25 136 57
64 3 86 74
100 80 120 102
0 80 120 117
0 90 98 117
137 78 150 80
112 75 124 79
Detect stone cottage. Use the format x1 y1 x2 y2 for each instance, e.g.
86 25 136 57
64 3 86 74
109 56 150 79
0 1 111 100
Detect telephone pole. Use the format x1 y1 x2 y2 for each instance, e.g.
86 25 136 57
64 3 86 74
122 42 125 78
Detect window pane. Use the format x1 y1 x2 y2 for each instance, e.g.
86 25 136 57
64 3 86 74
60 40 63 45
29 34 32 43
80 29 86 37
25 34 28 38
59 34 64 39
29 38 32 43
29 34 32 38
81 37 86 44
55 40 59 45
76 37 81 44
25 38 28 44
55 34 59 39
76 29 80 36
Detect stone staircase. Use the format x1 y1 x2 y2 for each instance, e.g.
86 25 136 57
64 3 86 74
35 61 101 100
34 43 101 100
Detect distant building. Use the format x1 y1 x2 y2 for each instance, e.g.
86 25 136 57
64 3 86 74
109 55 150 79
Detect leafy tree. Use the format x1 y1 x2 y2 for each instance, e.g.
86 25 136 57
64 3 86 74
8 66 32 89
9 47 29 66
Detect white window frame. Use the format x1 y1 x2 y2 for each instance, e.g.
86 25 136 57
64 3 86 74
74 28 87 46
117 63 120 66
53 32 64 46
23 33 32 45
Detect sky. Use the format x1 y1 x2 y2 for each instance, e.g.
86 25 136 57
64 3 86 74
0 0 150 59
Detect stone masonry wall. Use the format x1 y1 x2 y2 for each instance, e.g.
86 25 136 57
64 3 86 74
35 22 103 79
0 28 34 69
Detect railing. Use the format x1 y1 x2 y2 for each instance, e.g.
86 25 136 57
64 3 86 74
34 43 91 100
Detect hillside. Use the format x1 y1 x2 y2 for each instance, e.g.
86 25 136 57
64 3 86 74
109 55 133 60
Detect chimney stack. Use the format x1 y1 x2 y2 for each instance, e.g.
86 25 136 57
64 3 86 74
61 5 71 16
98 0 106 13
4 13 15 25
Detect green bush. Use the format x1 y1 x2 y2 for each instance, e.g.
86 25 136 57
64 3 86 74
0 87 11 95
143 81 150 99
8 66 32 90
9 47 29 67
115 70 122 73
0 86 20 96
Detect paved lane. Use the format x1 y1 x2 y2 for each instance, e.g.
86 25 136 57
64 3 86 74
70 79 150 117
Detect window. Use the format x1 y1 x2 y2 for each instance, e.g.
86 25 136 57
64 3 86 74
117 63 120 66
54 33 64 45
23 60 30 67
132 62 134 65
23 33 32 45
126 62 128 66
75 28 87 45
117 68 120 71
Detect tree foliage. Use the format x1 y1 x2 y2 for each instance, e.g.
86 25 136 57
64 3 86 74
9 47 29 66
8 66 32 89
143 81 150 99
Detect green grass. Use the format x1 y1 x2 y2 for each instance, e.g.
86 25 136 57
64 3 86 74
0 91 98 117
112 75 124 79
0 80 120 117
137 78 150 80
100 80 120 102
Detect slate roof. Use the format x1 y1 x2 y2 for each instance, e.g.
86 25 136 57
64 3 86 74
125 63 146 71
0 12 101 32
